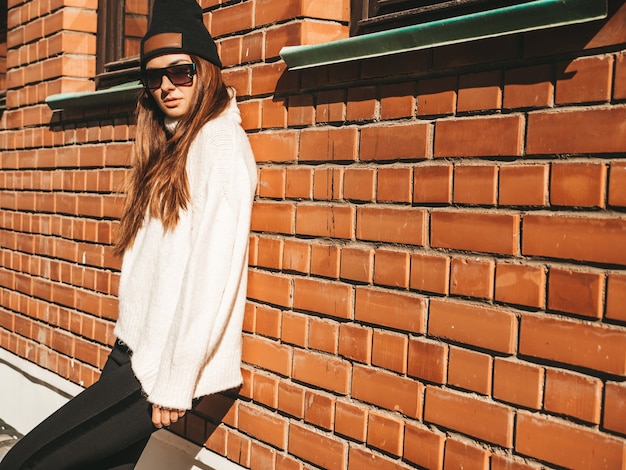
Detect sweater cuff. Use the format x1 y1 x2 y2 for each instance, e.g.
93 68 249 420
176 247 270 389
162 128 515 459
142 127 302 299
147 365 200 410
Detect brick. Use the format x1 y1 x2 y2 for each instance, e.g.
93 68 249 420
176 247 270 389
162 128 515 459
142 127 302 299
431 210 520 256
308 316 339 354
292 349 350 394
491 455 538 470
281 311 308 348
495 263 546 309
355 287 425 333
555 56 613 105
527 108 626 155
252 373 279 409
241 31 264 64
550 162 607 208
499 164 549 207
503 64 553 109
285 167 312 200
347 447 407 470
409 252 450 295
609 162 626 207
360 123 431 161
544 368 602 424
313 168 343 200
374 249 410 288
424 386 514 447
429 298 516 354
604 381 626 435
255 305 281 339
372 330 408 374
338 322 372 364
249 131 298 163
316 90 346 123
367 411 404 456
304 390 335 431
250 201 295 234
448 347 493 395
493 358 544 410
377 167 412 203
522 214 626 266
607 272 626 323
256 237 283 269
547 267 604 319
241 335 293 377
516 411 625 470
458 70 502 112
211 1 254 37
434 115 523 157
417 76 457 116
247 270 291 308
335 400 367 442
434 35 519 69
267 22 346 60
343 168 375 202
286 93 315 127
300 127 357 162
255 0 350 25
310 243 339 279
278 381 305 419
250 441 275 470
380 82 415 120
450 257 494 300
238 402 288 450
404 423 444 470
413 164 452 204
288 422 347 470
357 206 428 246
443 438 489 470
258 98 287 129
352 364 423 418
293 277 352 319
258 168 286 199
519 314 626 376
615 52 626 100
408 337 447 384
346 86 377 121
340 246 373 284
250 62 294 96
453 165 498 205
296 204 354 239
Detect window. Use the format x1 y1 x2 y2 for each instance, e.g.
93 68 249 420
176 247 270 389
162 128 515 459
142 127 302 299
96 0 153 89
0 0 7 110
351 0 537 35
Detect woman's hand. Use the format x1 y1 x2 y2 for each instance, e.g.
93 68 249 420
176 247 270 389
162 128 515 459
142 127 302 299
151 404 186 428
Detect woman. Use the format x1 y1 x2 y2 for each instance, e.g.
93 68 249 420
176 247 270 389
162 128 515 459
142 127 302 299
0 0 257 468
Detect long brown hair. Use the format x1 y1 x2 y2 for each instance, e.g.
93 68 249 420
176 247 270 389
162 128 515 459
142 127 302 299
114 55 230 255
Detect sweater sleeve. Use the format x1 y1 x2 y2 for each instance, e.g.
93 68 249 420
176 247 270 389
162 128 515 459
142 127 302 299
146 121 255 409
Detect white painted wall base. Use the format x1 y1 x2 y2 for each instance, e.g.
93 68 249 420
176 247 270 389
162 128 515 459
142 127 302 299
0 348 243 470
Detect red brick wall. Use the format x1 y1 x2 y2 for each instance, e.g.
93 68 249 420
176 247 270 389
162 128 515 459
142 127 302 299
2 0 626 469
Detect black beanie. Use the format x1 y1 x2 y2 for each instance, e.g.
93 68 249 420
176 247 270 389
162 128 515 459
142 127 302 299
140 0 222 69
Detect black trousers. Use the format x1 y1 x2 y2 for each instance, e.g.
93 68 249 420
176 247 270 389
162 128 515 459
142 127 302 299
0 341 156 470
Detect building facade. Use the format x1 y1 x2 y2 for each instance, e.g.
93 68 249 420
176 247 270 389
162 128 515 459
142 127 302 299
1 0 626 468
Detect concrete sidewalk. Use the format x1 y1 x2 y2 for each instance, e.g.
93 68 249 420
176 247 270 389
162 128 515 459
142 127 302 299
0 418 22 462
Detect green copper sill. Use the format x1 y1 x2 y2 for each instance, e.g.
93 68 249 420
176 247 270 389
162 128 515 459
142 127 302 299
46 81 143 110
280 0 608 70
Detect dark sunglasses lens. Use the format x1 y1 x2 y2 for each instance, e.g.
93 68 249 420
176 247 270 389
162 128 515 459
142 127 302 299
168 66 194 85
142 64 195 89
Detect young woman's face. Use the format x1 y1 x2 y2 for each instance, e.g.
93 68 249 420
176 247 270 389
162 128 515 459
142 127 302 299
144 53 197 119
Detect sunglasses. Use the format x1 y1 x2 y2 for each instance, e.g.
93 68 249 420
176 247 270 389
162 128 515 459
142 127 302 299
141 63 197 90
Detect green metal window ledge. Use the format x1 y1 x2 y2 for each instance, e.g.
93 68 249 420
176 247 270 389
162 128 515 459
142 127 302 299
46 81 143 111
279 0 607 70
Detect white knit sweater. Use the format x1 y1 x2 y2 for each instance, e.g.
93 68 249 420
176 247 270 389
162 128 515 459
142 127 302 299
114 96 257 410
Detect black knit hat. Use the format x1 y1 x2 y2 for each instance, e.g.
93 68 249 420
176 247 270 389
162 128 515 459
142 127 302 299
141 0 222 69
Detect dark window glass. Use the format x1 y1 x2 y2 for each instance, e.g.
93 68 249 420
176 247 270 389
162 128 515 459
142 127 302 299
351 0 536 36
